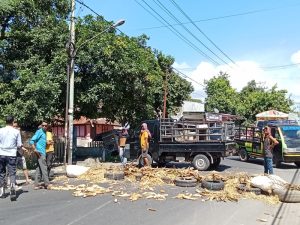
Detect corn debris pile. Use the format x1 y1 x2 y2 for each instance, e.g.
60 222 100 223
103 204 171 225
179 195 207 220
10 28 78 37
51 164 283 204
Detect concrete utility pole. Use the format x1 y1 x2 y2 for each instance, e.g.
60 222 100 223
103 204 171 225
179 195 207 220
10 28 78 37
67 0 76 165
65 0 125 164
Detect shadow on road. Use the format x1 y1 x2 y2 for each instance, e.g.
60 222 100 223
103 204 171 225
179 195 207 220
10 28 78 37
227 157 298 169
156 162 231 171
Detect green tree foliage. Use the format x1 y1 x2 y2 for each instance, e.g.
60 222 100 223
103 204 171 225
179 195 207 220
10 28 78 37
204 74 293 124
204 72 239 114
0 1 193 128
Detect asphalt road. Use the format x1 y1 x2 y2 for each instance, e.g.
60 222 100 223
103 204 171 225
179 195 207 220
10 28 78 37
0 156 299 225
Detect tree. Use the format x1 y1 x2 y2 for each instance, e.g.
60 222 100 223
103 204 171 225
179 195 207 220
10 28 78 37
0 2 193 128
0 0 70 128
204 72 239 114
204 74 293 124
238 81 293 123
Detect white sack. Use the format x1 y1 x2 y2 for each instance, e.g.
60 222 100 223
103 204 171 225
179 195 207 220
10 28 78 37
66 165 90 178
268 174 288 190
250 176 273 192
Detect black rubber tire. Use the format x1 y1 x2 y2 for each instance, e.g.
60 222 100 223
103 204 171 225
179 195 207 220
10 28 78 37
202 180 224 191
294 162 300 167
138 154 153 167
104 171 125 180
175 176 197 187
239 148 249 162
273 188 300 203
210 158 221 170
237 184 261 195
192 154 210 171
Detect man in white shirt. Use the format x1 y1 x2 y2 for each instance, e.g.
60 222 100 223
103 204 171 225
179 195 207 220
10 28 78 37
0 116 22 201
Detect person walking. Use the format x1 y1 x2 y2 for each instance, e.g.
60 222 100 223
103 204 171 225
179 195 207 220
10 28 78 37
30 122 51 189
0 116 22 201
139 123 151 167
263 126 279 175
118 128 129 165
46 125 54 178
13 122 31 186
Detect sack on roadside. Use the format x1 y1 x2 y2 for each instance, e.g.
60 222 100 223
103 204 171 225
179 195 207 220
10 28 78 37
66 165 90 178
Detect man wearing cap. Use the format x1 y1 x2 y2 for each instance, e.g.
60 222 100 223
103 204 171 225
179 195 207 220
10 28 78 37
0 116 22 200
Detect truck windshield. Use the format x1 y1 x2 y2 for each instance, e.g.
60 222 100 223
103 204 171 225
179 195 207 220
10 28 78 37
281 126 300 148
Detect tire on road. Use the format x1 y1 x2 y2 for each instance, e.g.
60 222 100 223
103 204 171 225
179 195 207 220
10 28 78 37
175 176 197 187
104 171 125 180
239 148 249 162
237 184 261 195
192 154 210 171
273 188 300 203
202 180 224 191
138 154 153 167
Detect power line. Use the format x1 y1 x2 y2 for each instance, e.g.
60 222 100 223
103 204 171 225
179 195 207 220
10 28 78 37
260 63 300 71
136 0 220 65
134 4 300 31
172 67 206 88
152 0 230 66
169 0 236 66
74 0 123 34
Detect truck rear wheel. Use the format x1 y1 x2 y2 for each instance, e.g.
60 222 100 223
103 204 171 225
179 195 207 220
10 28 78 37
239 148 249 162
192 154 210 171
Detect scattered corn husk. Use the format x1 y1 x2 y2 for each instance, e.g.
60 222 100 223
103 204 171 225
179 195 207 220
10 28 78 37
174 193 198 200
50 164 282 204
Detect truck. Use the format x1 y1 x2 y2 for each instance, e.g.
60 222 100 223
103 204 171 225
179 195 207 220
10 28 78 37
130 115 236 171
235 122 300 167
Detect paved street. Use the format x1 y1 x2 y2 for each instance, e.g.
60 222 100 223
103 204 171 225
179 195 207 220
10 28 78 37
0 156 299 225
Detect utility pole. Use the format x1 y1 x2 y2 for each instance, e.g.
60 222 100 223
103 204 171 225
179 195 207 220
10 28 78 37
67 0 76 165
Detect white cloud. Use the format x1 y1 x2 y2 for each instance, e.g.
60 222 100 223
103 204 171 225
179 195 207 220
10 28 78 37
291 50 300 64
174 51 300 103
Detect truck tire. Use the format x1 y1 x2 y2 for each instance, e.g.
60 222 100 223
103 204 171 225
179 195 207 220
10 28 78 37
239 148 249 162
192 154 210 171
202 180 224 191
138 154 153 167
210 157 221 170
175 176 197 187
273 188 300 203
294 162 300 167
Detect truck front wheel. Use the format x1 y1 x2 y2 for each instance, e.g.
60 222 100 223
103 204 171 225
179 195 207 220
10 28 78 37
239 148 249 162
192 154 210 171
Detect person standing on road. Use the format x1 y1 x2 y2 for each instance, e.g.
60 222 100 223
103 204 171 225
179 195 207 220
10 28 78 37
119 128 129 165
30 122 51 190
46 125 54 178
263 126 279 175
139 123 151 167
0 116 22 200
13 122 31 186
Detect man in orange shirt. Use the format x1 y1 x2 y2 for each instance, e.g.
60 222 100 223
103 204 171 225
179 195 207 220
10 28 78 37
140 123 151 167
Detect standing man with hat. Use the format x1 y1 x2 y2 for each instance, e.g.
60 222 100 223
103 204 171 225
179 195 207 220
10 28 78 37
0 116 22 201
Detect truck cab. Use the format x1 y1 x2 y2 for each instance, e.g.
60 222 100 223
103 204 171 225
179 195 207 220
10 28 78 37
235 123 300 167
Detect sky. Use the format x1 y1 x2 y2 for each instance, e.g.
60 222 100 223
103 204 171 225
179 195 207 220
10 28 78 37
78 0 300 107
